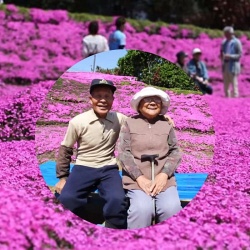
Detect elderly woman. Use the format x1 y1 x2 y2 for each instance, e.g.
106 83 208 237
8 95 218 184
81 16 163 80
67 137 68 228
118 87 183 229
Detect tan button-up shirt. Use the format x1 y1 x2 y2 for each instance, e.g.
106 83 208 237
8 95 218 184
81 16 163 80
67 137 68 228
56 109 127 178
117 114 182 191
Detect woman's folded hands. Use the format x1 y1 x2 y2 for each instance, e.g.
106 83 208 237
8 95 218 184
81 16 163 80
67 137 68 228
136 173 168 196
136 175 152 195
150 173 168 196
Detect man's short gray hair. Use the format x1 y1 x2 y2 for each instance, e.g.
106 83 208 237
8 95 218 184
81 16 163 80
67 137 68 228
223 26 234 34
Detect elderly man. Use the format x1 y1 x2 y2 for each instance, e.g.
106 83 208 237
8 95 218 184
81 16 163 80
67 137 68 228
220 26 242 98
55 79 128 229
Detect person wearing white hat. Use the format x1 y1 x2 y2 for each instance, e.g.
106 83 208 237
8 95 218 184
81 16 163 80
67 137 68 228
192 48 202 54
187 48 213 95
220 26 242 97
118 87 182 229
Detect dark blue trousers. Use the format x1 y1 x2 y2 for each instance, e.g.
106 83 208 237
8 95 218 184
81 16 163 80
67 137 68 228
58 164 127 229
195 80 213 95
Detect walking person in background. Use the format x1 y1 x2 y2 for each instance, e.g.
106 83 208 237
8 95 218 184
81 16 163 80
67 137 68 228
176 51 188 73
82 21 109 58
220 26 242 98
109 16 126 50
187 48 213 95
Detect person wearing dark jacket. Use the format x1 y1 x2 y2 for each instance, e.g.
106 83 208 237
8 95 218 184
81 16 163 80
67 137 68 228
176 51 188 73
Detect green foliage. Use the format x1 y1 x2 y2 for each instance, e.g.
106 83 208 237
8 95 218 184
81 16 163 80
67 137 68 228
42 0 75 10
117 50 195 91
55 78 63 87
0 4 6 11
95 66 119 75
120 81 130 86
69 12 112 23
18 6 30 20
4 0 250 31
1 4 250 38
146 85 202 95
127 18 154 32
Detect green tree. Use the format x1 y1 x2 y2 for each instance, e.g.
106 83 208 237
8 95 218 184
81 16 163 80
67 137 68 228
117 50 194 90
117 50 165 80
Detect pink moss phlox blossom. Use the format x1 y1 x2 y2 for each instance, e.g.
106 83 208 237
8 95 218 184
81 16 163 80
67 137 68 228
0 6 250 249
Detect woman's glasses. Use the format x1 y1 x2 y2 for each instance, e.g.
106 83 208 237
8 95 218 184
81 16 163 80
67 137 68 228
142 97 162 104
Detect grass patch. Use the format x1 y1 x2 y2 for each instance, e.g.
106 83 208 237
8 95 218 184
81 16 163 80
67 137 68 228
0 4 6 11
18 6 30 21
54 77 63 87
120 81 130 86
146 84 202 95
175 127 215 135
36 121 68 126
44 227 73 249
69 12 112 23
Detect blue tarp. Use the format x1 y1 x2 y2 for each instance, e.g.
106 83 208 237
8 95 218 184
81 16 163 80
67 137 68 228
39 161 208 201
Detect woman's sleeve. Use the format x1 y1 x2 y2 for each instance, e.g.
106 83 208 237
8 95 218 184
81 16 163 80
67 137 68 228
161 127 183 177
117 121 143 181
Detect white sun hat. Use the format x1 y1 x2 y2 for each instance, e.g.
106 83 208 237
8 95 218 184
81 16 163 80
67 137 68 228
130 86 170 114
192 48 202 55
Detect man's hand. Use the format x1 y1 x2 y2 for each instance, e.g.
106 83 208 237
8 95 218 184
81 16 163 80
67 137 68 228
196 76 204 82
55 178 67 194
164 115 175 128
150 173 168 196
136 175 152 195
203 79 209 85
223 54 231 60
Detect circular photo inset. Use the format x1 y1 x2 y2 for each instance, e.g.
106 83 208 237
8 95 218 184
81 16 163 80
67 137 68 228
36 49 215 230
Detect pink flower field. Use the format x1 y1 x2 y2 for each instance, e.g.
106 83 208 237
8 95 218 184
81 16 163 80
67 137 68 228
36 72 214 176
0 4 250 250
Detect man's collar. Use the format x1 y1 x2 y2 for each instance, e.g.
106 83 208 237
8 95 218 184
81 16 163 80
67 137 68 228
89 109 114 123
105 112 114 123
226 35 235 41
